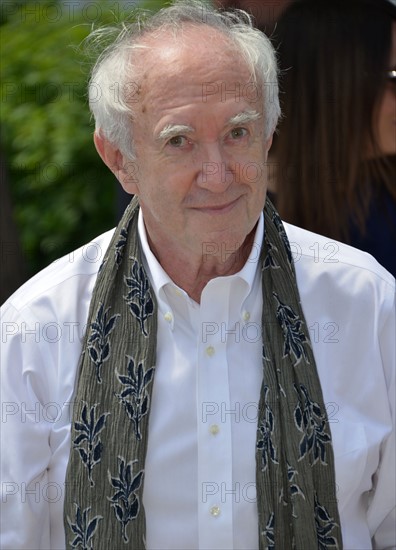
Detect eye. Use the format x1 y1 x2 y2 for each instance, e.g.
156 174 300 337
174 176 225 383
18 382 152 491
230 127 248 140
168 135 188 147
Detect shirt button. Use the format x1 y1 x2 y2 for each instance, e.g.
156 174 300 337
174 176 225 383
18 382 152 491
210 506 221 517
164 312 173 323
206 346 215 357
209 424 220 435
242 310 250 322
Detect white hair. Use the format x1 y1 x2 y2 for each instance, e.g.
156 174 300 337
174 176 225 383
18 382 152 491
88 0 280 159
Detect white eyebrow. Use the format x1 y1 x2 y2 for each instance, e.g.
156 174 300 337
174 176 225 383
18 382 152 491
156 111 260 142
156 124 195 142
227 110 261 126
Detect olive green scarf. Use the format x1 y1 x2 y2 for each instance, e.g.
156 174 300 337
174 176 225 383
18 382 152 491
64 196 342 549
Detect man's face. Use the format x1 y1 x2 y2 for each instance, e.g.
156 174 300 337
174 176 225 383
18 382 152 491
120 27 273 261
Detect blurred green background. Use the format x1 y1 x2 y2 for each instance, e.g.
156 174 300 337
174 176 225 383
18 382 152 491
0 0 166 301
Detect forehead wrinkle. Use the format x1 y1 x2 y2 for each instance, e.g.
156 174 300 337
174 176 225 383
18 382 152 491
227 110 261 126
156 124 195 141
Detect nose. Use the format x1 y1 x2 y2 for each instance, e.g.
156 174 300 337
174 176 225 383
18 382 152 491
196 142 234 192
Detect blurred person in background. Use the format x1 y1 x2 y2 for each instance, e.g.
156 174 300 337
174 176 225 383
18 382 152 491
270 0 396 276
215 0 293 36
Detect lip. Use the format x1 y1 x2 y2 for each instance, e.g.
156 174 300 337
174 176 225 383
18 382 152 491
193 197 241 214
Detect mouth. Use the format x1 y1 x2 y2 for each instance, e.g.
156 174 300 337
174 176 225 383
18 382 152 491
193 197 241 214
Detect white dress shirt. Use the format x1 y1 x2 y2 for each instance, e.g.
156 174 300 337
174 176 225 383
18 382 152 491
1 213 395 550
140 213 264 550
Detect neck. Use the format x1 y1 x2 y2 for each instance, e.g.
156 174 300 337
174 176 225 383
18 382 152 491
147 229 256 303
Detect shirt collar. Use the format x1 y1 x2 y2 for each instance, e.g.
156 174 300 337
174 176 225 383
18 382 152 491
233 212 264 290
138 210 177 300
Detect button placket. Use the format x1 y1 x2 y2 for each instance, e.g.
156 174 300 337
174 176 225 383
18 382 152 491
197 281 234 549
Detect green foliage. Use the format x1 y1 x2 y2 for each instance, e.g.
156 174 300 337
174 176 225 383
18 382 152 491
0 0 164 275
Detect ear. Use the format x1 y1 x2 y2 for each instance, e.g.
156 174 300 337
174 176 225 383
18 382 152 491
265 133 273 154
93 131 139 195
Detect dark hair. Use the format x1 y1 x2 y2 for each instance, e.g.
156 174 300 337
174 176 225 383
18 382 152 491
272 0 396 241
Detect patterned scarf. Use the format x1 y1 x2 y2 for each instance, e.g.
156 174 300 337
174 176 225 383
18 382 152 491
64 196 342 549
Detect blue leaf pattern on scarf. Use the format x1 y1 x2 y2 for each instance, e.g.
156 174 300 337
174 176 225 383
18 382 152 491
263 241 280 270
67 504 102 549
315 493 340 549
294 384 332 464
262 512 275 549
124 258 154 337
73 402 110 487
108 458 144 543
257 386 278 471
115 228 128 266
115 356 155 441
87 303 120 383
287 462 305 500
273 293 311 366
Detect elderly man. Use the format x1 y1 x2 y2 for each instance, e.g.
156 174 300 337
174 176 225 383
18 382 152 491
1 1 395 549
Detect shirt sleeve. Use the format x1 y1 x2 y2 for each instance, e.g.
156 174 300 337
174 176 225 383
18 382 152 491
0 231 110 550
0 301 72 550
369 285 396 550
